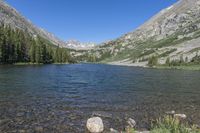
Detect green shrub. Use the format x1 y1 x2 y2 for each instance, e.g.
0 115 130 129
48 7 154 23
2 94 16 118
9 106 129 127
123 127 136 133
151 116 200 133
158 49 177 58
148 56 158 67
191 53 200 64
122 116 200 133
139 49 155 57
139 57 148 62
165 57 170 66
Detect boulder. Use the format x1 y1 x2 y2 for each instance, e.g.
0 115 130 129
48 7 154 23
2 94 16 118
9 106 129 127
35 126 43 132
174 114 187 119
166 110 175 115
127 118 136 128
196 125 200 129
110 128 119 133
135 131 150 133
86 117 104 133
92 111 113 118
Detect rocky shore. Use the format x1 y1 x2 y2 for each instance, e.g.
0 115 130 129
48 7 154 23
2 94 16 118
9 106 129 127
86 111 199 133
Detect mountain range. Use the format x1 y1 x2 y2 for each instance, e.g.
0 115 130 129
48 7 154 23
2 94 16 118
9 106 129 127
65 40 96 50
77 0 200 67
1 0 200 67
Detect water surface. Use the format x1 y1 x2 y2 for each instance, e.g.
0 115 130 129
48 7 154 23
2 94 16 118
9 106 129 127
0 64 200 132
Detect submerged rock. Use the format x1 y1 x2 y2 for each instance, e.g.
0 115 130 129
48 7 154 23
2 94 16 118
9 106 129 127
174 114 187 119
86 117 104 133
135 131 150 133
110 128 119 133
166 110 175 115
197 125 200 129
127 118 136 128
35 126 44 132
18 130 26 133
92 111 113 118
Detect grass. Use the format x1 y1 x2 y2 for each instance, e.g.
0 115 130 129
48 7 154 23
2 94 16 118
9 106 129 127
158 49 177 58
123 116 200 133
100 34 189 63
138 49 155 57
123 127 136 133
151 116 200 133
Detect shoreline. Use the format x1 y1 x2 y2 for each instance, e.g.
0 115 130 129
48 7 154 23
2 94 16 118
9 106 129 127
1 62 200 71
86 112 200 133
107 61 148 67
107 61 200 71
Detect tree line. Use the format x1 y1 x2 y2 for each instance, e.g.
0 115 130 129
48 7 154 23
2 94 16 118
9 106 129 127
0 24 75 64
147 53 200 67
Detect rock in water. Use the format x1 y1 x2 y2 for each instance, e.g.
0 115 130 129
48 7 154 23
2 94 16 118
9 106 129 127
127 118 136 128
174 114 187 119
92 111 113 118
86 117 104 133
135 131 150 133
110 128 119 133
166 110 175 115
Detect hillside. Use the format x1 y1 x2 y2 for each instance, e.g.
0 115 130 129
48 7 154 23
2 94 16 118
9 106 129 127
78 0 200 67
0 0 66 47
1 0 200 67
0 1 74 64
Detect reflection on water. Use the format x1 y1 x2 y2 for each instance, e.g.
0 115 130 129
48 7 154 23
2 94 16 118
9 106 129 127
0 64 200 132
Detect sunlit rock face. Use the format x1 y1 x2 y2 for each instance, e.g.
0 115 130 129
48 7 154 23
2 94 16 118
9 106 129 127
81 0 200 64
121 0 200 42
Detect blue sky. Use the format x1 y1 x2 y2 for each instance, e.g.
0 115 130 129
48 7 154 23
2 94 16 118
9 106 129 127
5 0 177 43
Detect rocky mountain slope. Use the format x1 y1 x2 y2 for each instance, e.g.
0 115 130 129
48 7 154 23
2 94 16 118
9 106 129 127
66 40 96 50
1 0 200 66
80 0 200 66
0 0 66 47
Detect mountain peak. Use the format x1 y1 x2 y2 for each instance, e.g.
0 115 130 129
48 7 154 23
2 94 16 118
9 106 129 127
65 40 96 50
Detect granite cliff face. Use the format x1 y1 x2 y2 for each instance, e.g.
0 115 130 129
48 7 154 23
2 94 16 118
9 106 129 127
0 0 66 47
122 0 200 41
80 0 200 66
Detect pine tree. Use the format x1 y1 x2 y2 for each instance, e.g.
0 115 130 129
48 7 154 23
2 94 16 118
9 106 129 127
0 24 72 64
165 57 170 66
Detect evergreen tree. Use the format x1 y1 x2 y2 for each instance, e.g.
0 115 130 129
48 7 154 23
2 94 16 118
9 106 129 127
0 24 73 64
165 57 170 66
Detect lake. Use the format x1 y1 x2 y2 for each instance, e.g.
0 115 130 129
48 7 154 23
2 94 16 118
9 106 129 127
0 64 200 132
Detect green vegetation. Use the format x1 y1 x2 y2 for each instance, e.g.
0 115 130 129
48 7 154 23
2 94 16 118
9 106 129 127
148 56 158 67
163 53 200 67
151 116 200 133
154 54 200 71
156 65 200 71
123 116 200 133
151 36 178 48
191 53 200 64
0 24 74 64
138 49 155 57
139 57 148 62
158 49 177 58
123 127 136 133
